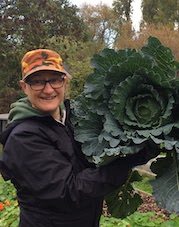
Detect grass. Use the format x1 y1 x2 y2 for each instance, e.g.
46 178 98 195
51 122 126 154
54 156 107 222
133 173 155 194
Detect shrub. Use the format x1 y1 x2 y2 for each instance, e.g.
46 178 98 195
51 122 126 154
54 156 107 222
0 176 19 227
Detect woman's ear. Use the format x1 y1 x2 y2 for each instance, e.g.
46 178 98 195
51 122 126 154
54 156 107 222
64 76 68 85
19 80 28 95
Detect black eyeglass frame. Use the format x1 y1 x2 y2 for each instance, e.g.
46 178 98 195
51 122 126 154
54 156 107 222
24 76 66 91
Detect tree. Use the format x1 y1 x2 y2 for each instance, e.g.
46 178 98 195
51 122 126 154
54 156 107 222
142 0 179 25
141 0 158 24
79 2 118 47
112 0 133 23
0 0 87 48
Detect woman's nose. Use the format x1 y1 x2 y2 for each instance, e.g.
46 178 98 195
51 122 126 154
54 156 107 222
42 81 54 93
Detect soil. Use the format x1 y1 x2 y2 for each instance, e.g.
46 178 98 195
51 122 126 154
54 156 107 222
135 161 171 220
137 191 171 220
103 162 172 220
135 162 171 220
103 191 171 220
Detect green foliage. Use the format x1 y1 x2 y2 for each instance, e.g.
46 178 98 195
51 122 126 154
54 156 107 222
142 0 179 24
150 154 179 213
133 173 154 194
125 212 164 227
0 49 23 91
0 88 24 113
0 0 86 47
100 215 129 226
71 36 179 165
0 176 19 227
113 0 133 22
161 214 179 227
105 170 143 218
100 213 179 227
71 36 179 216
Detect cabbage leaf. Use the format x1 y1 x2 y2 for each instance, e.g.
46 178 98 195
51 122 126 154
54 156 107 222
71 36 179 217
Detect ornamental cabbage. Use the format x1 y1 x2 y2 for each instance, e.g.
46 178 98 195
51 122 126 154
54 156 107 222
71 37 179 216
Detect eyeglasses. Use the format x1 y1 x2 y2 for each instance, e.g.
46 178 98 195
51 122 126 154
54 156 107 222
24 76 65 91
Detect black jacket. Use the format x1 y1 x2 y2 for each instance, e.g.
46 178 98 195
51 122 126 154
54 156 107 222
0 100 149 227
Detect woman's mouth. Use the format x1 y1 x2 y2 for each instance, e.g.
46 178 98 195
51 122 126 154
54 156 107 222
41 96 56 100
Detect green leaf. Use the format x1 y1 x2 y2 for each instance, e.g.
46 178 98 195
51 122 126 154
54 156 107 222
84 72 106 100
141 36 179 78
150 155 179 213
105 170 143 219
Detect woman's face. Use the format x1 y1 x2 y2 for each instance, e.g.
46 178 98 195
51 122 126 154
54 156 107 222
20 70 67 120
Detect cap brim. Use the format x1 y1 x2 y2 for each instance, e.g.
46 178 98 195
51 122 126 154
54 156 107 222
24 66 72 80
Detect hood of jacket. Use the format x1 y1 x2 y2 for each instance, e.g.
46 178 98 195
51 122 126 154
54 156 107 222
8 97 48 123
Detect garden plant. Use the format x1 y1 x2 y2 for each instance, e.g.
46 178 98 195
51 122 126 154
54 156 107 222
0 175 19 227
71 36 179 217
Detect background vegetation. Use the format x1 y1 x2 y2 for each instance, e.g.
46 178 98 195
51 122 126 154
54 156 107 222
0 0 179 113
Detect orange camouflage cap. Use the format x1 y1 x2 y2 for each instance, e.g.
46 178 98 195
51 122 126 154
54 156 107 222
21 49 72 80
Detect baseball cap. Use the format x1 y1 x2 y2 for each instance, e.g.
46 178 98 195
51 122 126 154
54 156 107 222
21 49 72 80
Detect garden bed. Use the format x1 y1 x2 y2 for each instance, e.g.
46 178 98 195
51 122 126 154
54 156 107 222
137 191 171 220
135 161 171 220
103 161 172 220
103 191 171 219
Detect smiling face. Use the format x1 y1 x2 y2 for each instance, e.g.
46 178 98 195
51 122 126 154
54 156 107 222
20 70 67 120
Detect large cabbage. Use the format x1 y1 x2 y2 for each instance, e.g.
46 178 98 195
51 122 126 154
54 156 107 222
71 37 179 217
